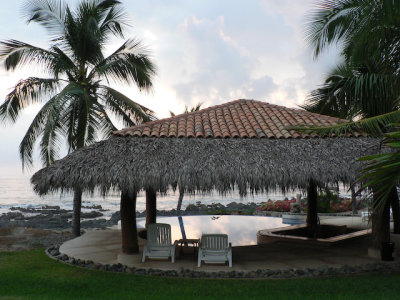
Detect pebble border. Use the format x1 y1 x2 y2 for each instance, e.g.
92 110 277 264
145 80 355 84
46 245 400 279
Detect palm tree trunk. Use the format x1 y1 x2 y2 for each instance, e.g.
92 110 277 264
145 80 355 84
72 187 82 237
390 186 400 234
371 190 391 249
120 190 139 254
177 188 184 216
145 188 157 225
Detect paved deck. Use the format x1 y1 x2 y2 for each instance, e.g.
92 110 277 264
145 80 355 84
59 216 389 272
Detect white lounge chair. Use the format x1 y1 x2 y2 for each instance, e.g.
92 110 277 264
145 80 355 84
198 234 232 267
142 223 177 263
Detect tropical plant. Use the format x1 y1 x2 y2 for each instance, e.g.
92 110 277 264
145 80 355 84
300 62 400 121
302 0 400 247
0 0 156 236
169 102 203 215
359 128 400 206
306 0 400 63
169 102 202 117
304 0 400 123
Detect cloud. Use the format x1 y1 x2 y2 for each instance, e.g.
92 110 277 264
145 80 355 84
164 15 279 107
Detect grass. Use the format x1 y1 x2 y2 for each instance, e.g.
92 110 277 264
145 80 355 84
0 249 399 299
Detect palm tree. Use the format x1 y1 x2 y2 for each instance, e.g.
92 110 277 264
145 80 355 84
359 127 400 249
304 0 400 248
305 0 400 120
168 102 203 214
169 102 203 216
169 102 202 117
0 0 156 236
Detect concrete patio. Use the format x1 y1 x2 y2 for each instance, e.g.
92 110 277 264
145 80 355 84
58 215 398 272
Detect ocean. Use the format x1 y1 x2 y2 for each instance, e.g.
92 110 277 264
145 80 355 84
0 174 299 218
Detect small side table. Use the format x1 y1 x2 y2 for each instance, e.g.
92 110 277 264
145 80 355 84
176 238 200 257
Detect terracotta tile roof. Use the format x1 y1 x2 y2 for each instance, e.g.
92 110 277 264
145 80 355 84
113 99 359 139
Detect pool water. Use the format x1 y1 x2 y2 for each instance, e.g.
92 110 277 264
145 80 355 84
137 215 289 246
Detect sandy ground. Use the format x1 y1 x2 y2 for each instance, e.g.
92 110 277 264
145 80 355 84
0 227 72 251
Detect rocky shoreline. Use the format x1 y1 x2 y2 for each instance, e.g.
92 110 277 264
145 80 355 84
0 201 260 230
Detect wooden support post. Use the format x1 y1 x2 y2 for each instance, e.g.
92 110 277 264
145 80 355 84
146 187 157 225
306 179 318 228
120 190 139 254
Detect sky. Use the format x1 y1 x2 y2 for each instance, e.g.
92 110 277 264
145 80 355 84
0 0 340 177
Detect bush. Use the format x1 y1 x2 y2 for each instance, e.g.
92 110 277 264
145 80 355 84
256 193 362 213
257 198 296 212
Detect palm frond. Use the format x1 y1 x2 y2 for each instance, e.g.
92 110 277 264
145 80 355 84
0 78 61 123
89 101 117 139
39 105 68 166
300 62 361 120
97 0 128 39
63 4 104 67
92 39 156 89
50 46 77 78
0 40 57 71
289 110 400 137
23 0 67 40
186 102 203 113
358 127 400 209
305 0 367 58
100 86 155 126
302 60 400 120
20 82 83 166
19 92 70 168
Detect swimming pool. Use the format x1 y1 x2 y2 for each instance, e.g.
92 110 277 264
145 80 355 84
137 215 289 246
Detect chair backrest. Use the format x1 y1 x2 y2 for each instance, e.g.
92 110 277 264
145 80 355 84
146 223 172 246
201 234 228 250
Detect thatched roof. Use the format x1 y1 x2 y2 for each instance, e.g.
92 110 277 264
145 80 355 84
31 136 379 196
31 99 379 196
114 99 364 139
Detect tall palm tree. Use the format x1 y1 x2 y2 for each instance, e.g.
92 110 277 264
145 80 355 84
169 102 203 214
303 0 400 248
0 0 156 236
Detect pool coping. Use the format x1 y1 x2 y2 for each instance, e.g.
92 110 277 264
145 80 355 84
257 224 371 245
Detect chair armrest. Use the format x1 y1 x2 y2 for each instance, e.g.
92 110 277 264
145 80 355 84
173 240 178 246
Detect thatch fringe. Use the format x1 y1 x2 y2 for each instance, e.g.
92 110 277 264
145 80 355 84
31 137 381 196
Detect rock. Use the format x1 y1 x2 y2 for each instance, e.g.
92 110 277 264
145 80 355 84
82 205 103 210
49 249 60 256
81 211 103 219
